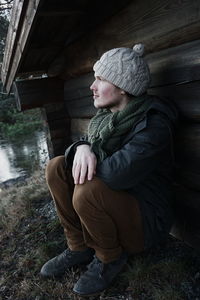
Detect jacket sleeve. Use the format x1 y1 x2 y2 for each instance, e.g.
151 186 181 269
96 114 172 190
64 136 90 169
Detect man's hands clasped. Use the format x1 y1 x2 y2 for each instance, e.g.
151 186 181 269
72 145 97 185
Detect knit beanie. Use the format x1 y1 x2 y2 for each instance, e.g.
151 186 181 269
93 44 150 96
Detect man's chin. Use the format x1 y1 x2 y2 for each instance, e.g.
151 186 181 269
94 102 102 109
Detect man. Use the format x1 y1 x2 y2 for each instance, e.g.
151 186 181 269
40 44 177 296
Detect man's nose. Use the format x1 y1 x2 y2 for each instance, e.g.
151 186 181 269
90 80 96 91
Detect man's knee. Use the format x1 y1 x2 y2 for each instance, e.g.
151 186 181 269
45 155 65 185
72 177 102 215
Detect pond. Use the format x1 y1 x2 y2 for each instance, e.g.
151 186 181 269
0 130 49 183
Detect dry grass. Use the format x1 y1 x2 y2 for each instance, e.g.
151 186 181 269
0 171 200 299
0 169 50 236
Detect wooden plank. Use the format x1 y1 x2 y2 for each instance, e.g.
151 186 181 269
64 72 94 118
64 72 94 100
65 96 96 118
43 102 66 114
147 40 200 87
70 118 90 141
65 80 200 121
50 128 70 139
45 110 68 121
149 81 200 121
3 0 42 92
13 77 64 111
1 0 26 85
48 118 69 131
51 137 71 156
60 0 200 78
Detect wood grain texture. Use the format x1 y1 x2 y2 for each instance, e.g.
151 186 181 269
3 0 42 92
60 0 200 78
147 40 200 87
13 77 64 111
149 81 200 121
70 118 90 141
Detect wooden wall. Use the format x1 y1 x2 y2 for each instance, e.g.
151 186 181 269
58 0 200 79
12 0 200 247
63 37 200 248
62 0 200 249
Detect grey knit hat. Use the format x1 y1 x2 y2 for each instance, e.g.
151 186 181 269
93 44 150 96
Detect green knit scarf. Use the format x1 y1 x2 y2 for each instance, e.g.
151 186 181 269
88 94 152 162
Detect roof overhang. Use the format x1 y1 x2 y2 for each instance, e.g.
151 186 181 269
1 0 131 93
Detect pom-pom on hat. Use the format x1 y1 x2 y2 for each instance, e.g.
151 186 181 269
93 44 151 96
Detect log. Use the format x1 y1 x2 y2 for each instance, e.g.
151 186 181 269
65 96 96 118
13 77 64 111
60 0 200 78
64 73 96 118
149 81 200 121
65 78 200 121
47 118 70 131
3 0 42 92
49 128 70 140
51 137 71 157
70 118 90 141
147 40 200 87
1 0 26 85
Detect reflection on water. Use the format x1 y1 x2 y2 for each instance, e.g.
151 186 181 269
0 131 49 183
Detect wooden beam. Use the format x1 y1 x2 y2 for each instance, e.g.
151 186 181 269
13 77 64 111
149 81 200 122
65 40 200 120
1 0 26 86
71 118 90 141
64 73 96 118
59 0 200 78
2 0 42 92
147 40 200 87
64 78 200 122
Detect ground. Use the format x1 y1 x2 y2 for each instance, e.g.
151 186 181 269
0 173 200 300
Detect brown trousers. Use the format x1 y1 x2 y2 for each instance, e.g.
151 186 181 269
45 155 144 263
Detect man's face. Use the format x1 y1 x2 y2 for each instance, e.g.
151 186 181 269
90 76 124 112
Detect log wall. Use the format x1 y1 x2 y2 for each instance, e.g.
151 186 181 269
12 0 200 248
58 0 200 79
43 102 71 158
64 39 200 249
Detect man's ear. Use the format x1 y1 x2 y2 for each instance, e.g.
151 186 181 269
120 90 125 95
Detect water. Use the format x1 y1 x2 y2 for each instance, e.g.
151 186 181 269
0 130 49 183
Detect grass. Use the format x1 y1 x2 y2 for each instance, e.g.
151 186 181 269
0 170 50 236
0 170 200 299
0 107 44 138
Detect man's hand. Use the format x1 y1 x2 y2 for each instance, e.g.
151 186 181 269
72 144 97 185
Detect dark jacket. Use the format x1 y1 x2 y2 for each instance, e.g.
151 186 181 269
65 95 178 249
